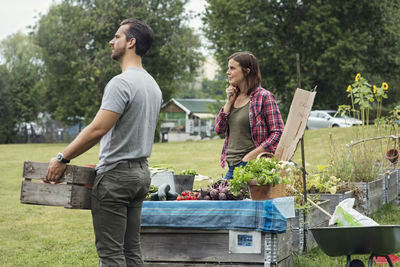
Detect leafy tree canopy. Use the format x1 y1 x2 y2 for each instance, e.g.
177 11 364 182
35 0 203 125
203 0 400 117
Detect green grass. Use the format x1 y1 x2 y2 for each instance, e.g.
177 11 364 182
1 127 400 266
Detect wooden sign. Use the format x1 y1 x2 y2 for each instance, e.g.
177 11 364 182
274 88 316 161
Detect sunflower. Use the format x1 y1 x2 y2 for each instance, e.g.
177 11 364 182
373 85 377 94
355 73 361 82
346 85 351 92
382 82 389 90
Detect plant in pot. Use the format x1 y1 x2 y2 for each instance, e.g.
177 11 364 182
229 157 295 200
174 169 198 194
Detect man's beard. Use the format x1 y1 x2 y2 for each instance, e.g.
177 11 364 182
111 46 126 61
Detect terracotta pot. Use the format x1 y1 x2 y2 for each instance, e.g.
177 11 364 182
248 180 286 200
385 148 399 163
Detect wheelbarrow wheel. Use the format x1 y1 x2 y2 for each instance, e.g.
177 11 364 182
349 259 365 267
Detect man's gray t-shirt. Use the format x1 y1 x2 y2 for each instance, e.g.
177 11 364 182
96 67 162 173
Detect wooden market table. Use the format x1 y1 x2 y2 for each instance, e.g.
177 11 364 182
140 198 295 267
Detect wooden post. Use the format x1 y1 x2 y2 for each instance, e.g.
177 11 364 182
296 53 308 253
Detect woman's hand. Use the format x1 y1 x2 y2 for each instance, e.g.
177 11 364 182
222 85 238 114
226 85 238 103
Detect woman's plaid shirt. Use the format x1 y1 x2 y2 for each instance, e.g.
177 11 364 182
214 86 284 168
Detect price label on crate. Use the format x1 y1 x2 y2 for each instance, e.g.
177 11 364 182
229 230 261 254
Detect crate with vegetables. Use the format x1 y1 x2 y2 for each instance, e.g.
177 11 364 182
140 157 299 266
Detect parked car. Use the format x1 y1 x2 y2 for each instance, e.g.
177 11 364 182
306 110 362 129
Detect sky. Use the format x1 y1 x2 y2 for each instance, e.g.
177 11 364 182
0 0 206 42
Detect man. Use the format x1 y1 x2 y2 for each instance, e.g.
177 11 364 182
45 19 162 266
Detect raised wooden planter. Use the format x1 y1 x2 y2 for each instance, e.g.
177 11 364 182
353 177 384 215
141 221 293 267
291 200 330 253
20 161 95 209
382 169 399 204
308 190 354 215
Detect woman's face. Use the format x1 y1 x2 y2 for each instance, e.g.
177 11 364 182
227 59 245 87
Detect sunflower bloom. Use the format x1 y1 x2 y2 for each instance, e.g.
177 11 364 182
373 85 377 94
382 82 389 90
355 73 361 82
346 85 351 92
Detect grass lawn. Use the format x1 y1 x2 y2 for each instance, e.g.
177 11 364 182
0 126 399 266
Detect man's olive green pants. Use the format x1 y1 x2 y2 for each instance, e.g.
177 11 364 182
91 160 151 267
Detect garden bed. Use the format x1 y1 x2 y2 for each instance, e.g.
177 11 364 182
291 200 330 253
141 223 293 267
308 190 354 215
382 169 399 204
354 177 384 215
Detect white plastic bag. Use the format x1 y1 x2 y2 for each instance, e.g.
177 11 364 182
328 198 379 226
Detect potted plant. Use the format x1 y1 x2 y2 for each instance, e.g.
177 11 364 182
229 157 295 200
174 169 198 194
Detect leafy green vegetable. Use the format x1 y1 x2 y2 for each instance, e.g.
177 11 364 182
178 169 198 175
229 157 294 195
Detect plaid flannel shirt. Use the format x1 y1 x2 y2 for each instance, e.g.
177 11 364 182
214 86 284 168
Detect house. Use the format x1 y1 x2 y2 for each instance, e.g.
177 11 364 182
161 98 220 141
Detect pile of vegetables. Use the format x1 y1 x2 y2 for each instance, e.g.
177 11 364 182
197 180 246 200
147 184 178 201
176 191 199 200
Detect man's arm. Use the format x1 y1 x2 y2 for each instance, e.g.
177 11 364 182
45 109 121 182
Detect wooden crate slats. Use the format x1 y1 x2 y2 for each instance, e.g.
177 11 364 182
21 161 95 209
141 230 264 263
23 161 95 185
384 170 398 203
70 185 92 209
20 181 72 207
141 227 293 265
354 178 384 215
368 178 384 214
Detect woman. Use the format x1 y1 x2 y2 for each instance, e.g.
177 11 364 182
214 51 284 179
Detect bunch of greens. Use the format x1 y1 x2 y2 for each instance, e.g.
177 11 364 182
306 165 342 194
229 157 294 195
178 169 198 176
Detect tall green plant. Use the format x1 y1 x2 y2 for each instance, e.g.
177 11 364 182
332 73 392 182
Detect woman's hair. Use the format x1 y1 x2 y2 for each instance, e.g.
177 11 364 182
228 51 261 92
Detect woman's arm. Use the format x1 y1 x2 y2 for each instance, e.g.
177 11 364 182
243 91 284 161
260 94 284 150
214 85 238 134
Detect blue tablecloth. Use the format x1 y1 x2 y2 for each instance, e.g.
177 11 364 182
141 197 294 233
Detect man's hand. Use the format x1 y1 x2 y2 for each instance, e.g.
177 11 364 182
44 158 67 183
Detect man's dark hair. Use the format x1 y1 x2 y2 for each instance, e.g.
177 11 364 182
120 18 154 57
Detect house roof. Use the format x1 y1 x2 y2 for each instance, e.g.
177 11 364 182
162 98 218 114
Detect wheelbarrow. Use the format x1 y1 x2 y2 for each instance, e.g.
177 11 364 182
310 225 400 267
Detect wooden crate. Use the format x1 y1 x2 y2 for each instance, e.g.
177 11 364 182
141 221 293 267
291 200 330 253
308 190 354 215
20 161 95 209
382 169 399 204
354 177 384 215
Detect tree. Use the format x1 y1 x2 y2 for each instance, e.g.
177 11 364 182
203 0 400 117
0 33 43 142
35 0 203 125
0 65 16 143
